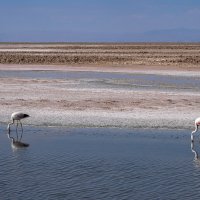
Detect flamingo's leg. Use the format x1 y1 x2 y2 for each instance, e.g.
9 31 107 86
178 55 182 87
19 121 23 141
16 120 19 141
7 119 14 131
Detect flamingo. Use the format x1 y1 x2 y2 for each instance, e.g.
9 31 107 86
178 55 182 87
7 112 30 141
191 117 200 142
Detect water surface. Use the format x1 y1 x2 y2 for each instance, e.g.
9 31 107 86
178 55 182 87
1 126 200 199
1 70 200 92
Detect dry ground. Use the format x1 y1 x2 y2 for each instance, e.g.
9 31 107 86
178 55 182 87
0 43 200 67
0 43 200 130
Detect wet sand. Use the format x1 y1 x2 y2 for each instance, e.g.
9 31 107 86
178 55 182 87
0 63 200 130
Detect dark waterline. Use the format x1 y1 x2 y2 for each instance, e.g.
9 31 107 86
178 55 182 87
1 125 200 199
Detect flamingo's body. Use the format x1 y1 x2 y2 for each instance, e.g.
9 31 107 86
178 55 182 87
191 117 200 142
7 112 30 140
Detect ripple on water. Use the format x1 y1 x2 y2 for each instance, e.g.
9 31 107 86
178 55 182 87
0 127 200 199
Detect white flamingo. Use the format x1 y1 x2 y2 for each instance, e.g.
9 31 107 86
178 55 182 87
191 117 200 142
7 112 30 141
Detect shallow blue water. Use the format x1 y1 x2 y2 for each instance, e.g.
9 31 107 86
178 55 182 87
1 126 200 199
1 70 200 92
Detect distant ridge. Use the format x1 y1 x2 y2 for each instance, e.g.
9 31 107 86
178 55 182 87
131 28 200 42
0 28 200 43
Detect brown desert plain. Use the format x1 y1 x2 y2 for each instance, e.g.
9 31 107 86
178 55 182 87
0 43 200 130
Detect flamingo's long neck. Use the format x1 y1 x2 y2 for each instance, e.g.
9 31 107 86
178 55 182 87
7 123 11 130
191 124 199 141
192 127 198 134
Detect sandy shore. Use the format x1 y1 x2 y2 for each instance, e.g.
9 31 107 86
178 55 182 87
0 63 200 130
0 42 200 130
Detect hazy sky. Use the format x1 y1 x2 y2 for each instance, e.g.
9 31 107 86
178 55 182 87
1 0 200 42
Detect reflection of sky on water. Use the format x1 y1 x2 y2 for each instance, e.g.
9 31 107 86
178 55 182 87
1 126 200 199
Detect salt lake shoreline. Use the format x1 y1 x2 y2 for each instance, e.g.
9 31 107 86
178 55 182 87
0 63 199 130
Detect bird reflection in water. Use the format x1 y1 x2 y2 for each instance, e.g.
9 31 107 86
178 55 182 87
7 130 29 149
191 141 200 167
